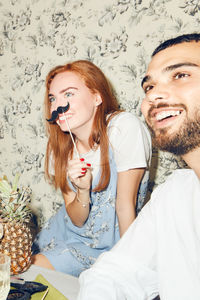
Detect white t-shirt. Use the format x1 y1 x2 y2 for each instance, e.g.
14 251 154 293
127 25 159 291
50 111 151 181
78 169 200 300
77 111 151 179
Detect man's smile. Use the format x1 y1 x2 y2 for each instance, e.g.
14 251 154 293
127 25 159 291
155 109 182 121
148 106 185 129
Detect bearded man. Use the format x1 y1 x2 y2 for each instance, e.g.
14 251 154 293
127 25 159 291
77 33 200 300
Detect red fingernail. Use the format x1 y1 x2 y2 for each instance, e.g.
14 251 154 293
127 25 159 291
80 158 84 161
81 171 85 174
87 163 91 167
82 168 86 170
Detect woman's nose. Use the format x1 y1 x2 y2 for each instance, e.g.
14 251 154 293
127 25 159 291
51 100 58 112
51 97 65 110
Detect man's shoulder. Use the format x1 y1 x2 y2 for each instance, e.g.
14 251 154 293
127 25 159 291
162 168 198 186
151 169 199 202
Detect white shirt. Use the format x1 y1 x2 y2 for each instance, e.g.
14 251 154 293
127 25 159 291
78 169 200 300
77 111 151 179
49 111 151 180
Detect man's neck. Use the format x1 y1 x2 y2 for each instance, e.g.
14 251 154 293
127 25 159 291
182 147 200 179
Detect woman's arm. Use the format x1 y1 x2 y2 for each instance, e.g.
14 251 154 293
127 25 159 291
63 158 92 227
63 186 91 227
116 168 145 236
108 112 151 236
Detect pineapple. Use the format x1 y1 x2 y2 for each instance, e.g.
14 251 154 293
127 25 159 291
0 174 33 275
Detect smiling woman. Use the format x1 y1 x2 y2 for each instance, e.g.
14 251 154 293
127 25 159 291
31 60 151 277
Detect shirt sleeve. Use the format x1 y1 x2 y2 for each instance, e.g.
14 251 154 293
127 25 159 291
108 112 152 172
78 200 158 300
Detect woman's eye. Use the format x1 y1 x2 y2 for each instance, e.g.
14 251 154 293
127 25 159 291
49 96 56 103
64 91 73 98
174 72 189 79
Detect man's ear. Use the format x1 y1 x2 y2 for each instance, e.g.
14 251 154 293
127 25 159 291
95 93 102 106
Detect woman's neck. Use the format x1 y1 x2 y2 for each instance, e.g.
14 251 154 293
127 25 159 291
76 138 91 154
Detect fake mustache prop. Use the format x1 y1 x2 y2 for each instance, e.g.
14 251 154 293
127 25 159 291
46 102 80 158
46 103 70 123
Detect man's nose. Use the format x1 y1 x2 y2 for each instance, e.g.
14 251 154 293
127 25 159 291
147 85 169 103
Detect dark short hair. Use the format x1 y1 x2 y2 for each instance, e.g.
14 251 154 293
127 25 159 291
152 33 200 56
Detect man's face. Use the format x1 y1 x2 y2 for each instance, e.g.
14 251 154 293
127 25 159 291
141 41 200 155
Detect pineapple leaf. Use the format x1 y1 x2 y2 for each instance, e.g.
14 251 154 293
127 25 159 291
12 173 20 192
0 179 12 196
0 174 32 221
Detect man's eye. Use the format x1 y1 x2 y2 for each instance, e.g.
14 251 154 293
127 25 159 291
64 92 73 98
174 72 189 79
144 85 153 94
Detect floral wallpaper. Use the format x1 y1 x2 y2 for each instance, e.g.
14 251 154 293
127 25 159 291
0 0 198 227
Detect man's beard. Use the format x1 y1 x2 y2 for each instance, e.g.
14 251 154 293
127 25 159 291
148 111 200 156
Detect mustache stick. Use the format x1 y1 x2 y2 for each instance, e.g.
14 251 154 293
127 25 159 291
62 111 80 159
47 103 80 159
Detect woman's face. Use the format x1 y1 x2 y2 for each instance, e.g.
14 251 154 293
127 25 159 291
48 71 102 136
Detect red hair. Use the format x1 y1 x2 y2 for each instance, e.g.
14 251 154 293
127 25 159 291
44 60 122 193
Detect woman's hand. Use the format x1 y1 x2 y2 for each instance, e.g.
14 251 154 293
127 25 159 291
67 158 92 191
63 158 92 227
